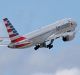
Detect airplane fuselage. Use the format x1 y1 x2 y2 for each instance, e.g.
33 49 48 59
3 18 77 49
23 18 77 48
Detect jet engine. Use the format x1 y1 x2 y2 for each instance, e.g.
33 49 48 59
62 32 75 41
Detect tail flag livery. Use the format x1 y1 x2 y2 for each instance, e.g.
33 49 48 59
3 18 26 43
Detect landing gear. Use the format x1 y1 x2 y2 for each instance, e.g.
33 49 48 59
47 39 54 49
34 42 46 50
34 39 54 50
34 45 40 50
47 44 53 49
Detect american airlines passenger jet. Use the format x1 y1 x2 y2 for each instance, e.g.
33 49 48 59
3 18 77 50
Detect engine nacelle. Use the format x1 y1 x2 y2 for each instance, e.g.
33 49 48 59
62 32 75 41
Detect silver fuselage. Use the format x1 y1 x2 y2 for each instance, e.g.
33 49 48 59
23 18 77 47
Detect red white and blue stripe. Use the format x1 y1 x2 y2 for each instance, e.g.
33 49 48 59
3 18 30 45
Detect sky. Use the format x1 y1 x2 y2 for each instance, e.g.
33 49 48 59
0 0 80 75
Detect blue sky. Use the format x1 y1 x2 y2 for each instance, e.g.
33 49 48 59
0 0 80 75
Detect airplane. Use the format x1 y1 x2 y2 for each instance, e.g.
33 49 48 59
3 18 77 50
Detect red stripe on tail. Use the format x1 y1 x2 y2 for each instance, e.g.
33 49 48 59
3 18 27 44
15 43 31 48
8 29 12 32
9 34 17 37
11 37 26 43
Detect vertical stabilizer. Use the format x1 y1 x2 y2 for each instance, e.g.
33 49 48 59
3 18 26 43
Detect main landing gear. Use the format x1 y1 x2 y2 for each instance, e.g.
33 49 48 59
34 39 54 50
47 39 54 49
34 45 40 50
47 44 53 49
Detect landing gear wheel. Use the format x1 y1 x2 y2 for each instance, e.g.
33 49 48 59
47 44 53 49
34 45 40 50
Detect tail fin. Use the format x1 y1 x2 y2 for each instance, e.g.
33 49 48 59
3 18 26 43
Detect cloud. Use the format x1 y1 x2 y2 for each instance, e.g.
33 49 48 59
32 68 80 75
0 43 80 75
55 68 80 75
